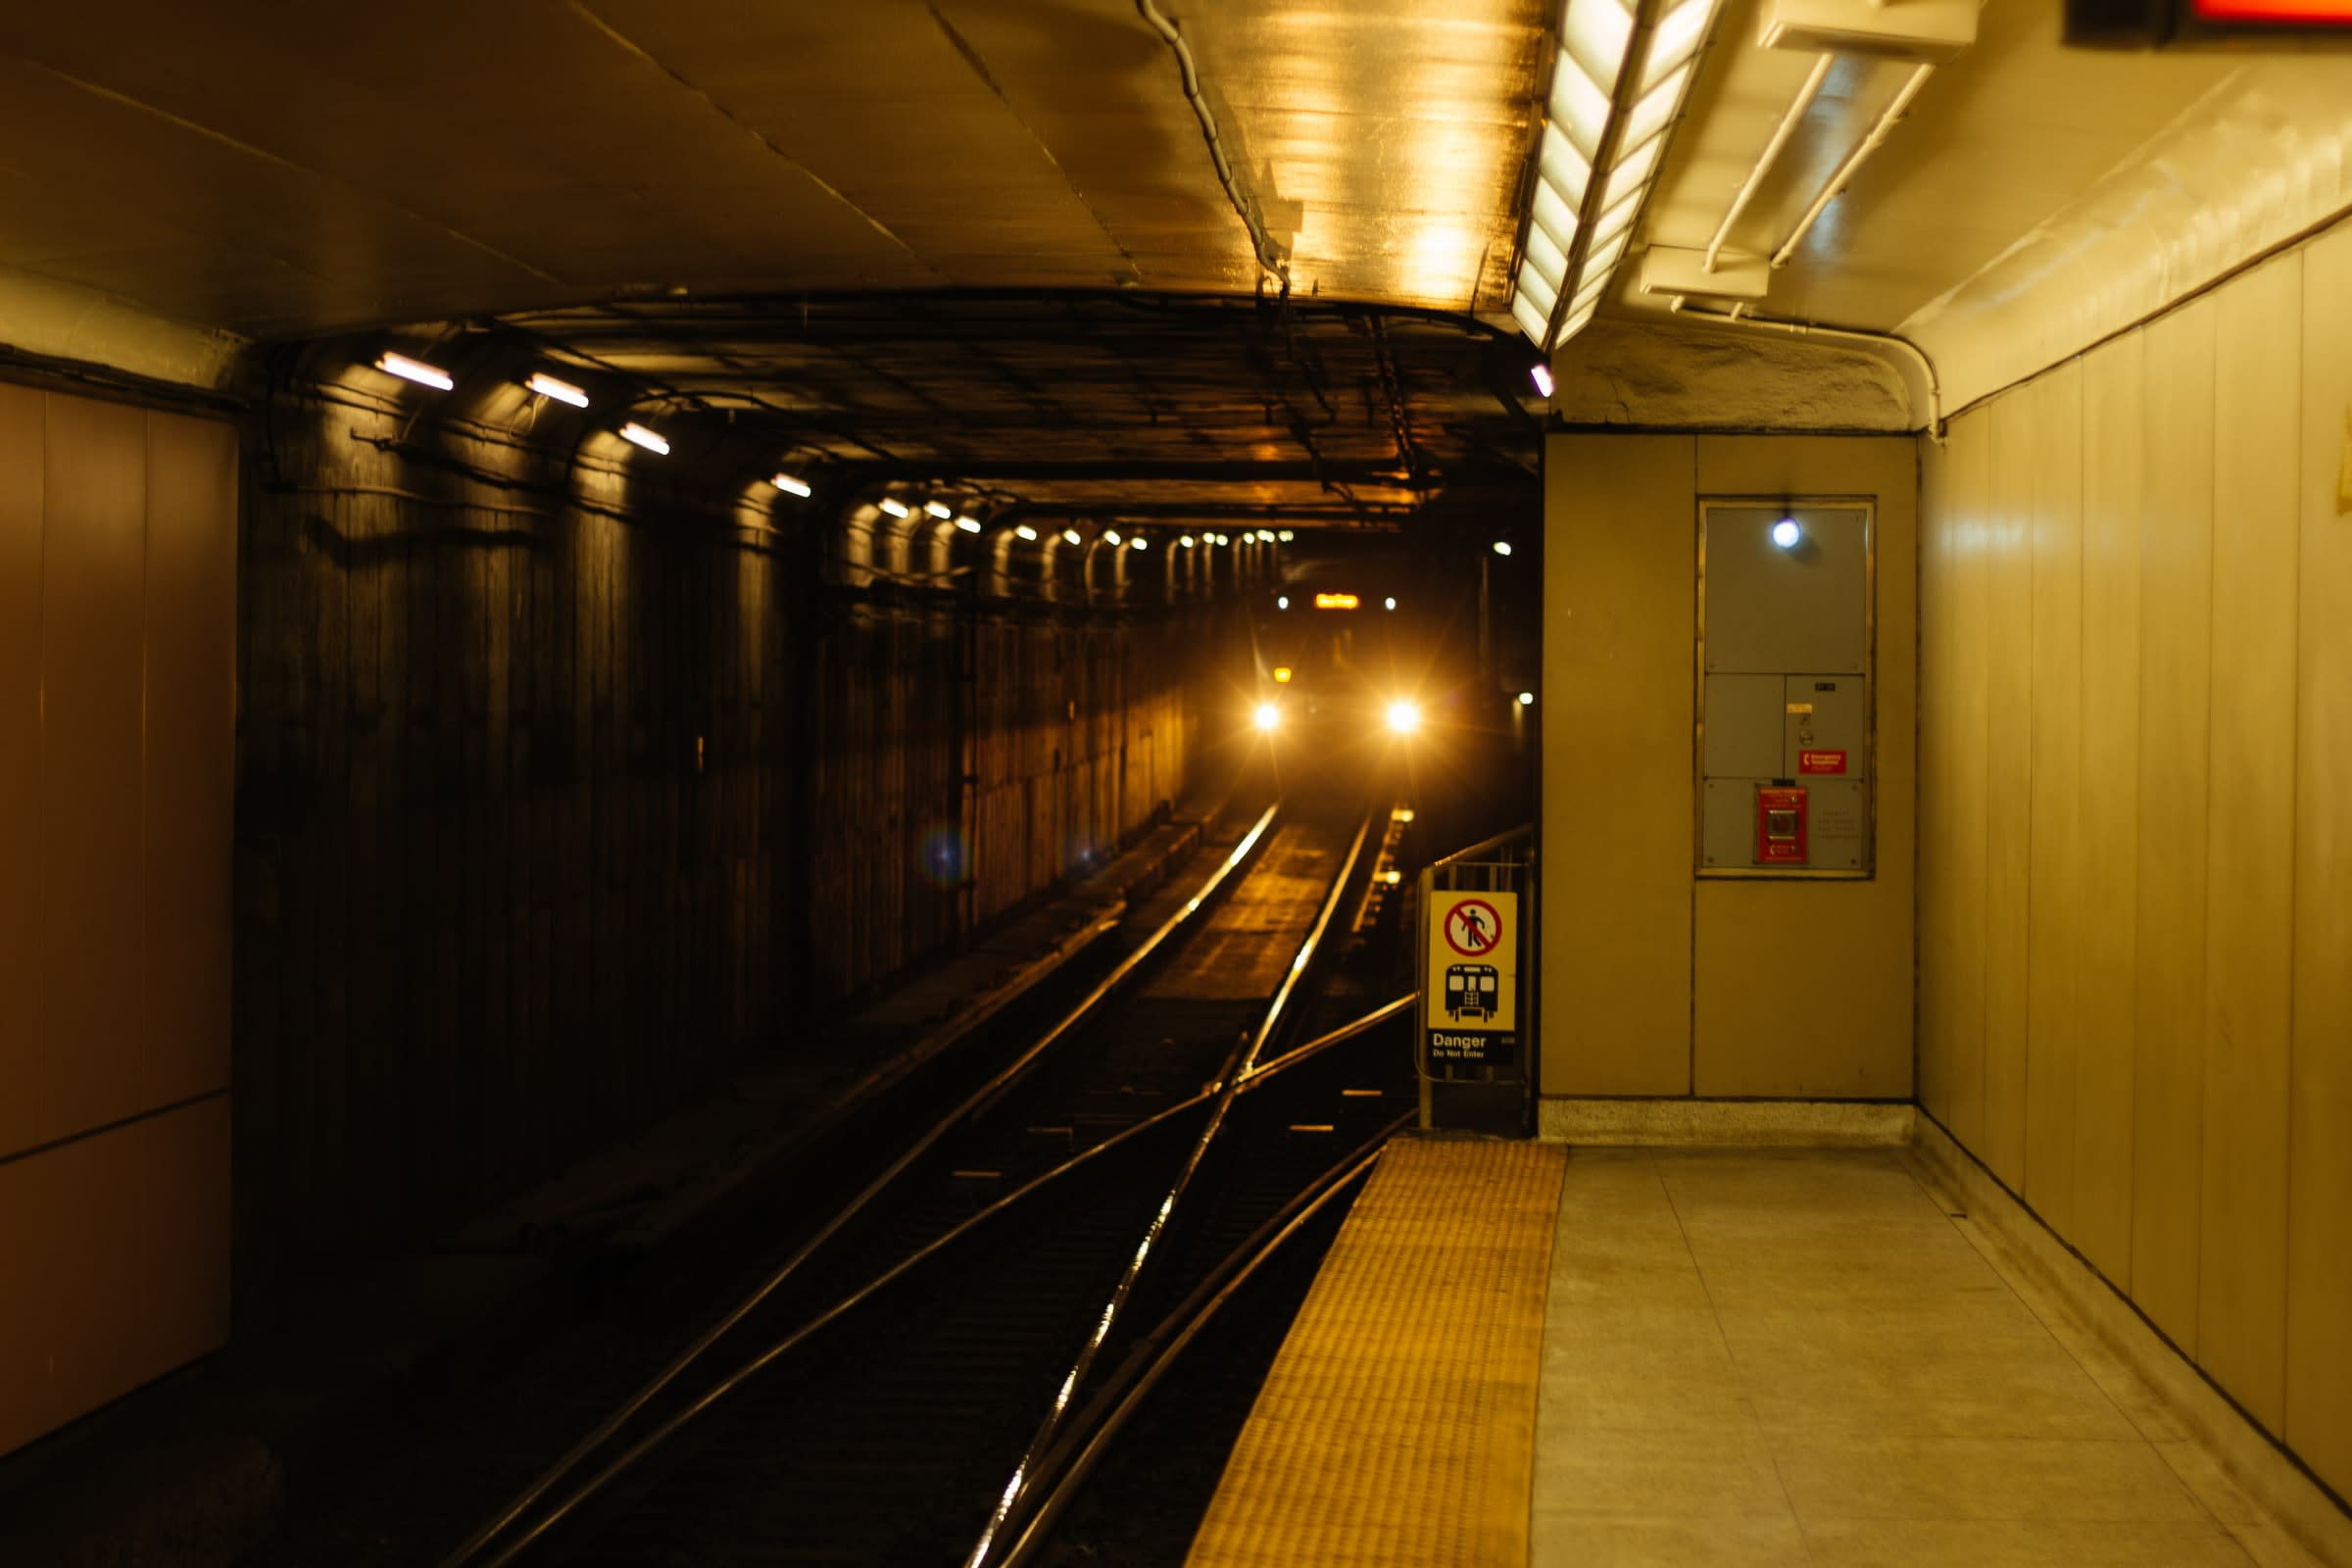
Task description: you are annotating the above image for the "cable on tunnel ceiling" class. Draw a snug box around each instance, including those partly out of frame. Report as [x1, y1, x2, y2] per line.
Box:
[1131, 0, 1292, 291]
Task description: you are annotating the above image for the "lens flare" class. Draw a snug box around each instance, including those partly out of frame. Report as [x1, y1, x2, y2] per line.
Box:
[1386, 699, 1423, 736]
[1254, 702, 1280, 733]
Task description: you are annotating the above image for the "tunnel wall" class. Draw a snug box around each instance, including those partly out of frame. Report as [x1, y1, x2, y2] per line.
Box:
[0, 381, 235, 1457]
[234, 379, 1219, 1288]
[1916, 221, 2352, 1499]
[1538, 433, 1918, 1101]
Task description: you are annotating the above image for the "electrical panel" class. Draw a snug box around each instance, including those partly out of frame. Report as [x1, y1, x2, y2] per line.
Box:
[1696, 502, 1873, 877]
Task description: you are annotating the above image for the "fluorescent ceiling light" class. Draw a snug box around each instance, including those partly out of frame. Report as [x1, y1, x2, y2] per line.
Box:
[1016, 524, 1039, 541]
[1278, 529, 1295, 542]
[879, 498, 910, 518]
[1104, 530, 1123, 546]
[619, 421, 669, 455]
[375, 352, 453, 391]
[1505, 0, 1722, 354]
[1181, 535, 1196, 548]
[956, 515, 982, 533]
[1531, 363, 1556, 397]
[1131, 537, 1148, 550]
[924, 500, 953, 518]
[525, 370, 588, 407]
[772, 472, 812, 497]
[1062, 528, 1082, 545]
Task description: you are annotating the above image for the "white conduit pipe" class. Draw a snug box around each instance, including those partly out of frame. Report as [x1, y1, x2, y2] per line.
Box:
[1133, 0, 1292, 286]
[1772, 61, 1935, 270]
[1704, 53, 1834, 273]
[1671, 296, 1945, 439]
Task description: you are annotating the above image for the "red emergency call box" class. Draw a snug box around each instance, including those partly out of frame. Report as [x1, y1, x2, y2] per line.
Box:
[1756, 786, 1808, 864]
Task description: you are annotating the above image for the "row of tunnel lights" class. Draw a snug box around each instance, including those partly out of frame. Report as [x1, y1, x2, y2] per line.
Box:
[378, 354, 1308, 556]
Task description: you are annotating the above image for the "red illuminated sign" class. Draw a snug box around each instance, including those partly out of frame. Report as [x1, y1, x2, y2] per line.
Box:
[2193, 0, 2352, 20]
[1798, 749, 1848, 775]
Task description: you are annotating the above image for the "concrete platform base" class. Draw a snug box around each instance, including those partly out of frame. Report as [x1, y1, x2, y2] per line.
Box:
[1538, 1096, 1915, 1148]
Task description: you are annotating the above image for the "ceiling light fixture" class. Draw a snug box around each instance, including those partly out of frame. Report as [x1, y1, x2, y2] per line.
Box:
[879, 498, 911, 518]
[1493, 540, 1514, 557]
[1104, 529, 1123, 547]
[1062, 528, 1083, 545]
[375, 352, 453, 391]
[956, 515, 982, 534]
[525, 370, 588, 407]
[772, 472, 812, 498]
[619, 421, 669, 455]
[1130, 536, 1148, 550]
[1016, 524, 1040, 541]
[924, 500, 954, 519]
[1531, 363, 1556, 397]
[1278, 529, 1295, 542]
[1504, 0, 1725, 354]
[1181, 535, 1197, 548]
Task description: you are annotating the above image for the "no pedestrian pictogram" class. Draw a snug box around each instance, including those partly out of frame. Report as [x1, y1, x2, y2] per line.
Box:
[1444, 898, 1502, 957]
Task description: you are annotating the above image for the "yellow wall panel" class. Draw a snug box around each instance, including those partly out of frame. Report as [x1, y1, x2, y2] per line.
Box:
[2070, 332, 2144, 1284]
[1917, 434, 1956, 1122]
[1542, 433, 1694, 1095]
[1933, 414, 1992, 1151]
[2286, 220, 2352, 1502]
[142, 412, 237, 1110]
[0, 386, 44, 1159]
[38, 394, 149, 1148]
[1690, 436, 1915, 1099]
[2025, 363, 2084, 1232]
[2131, 295, 2216, 1350]
[1980, 390, 2036, 1189]
[0, 1097, 229, 1456]
[2197, 255, 2300, 1432]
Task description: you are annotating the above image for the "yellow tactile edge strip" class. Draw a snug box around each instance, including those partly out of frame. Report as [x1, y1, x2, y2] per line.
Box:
[1186, 1137, 1569, 1568]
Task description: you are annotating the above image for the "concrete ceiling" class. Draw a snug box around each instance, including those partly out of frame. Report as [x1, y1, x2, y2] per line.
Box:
[0, 0, 1548, 341]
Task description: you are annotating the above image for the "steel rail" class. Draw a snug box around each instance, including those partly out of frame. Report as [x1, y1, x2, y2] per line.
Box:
[994, 1124, 1408, 1568]
[963, 799, 1383, 1568]
[444, 802, 1282, 1568]
[469, 985, 1415, 1567]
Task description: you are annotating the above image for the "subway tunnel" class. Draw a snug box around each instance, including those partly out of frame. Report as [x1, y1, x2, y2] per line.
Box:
[0, 2, 2349, 1564]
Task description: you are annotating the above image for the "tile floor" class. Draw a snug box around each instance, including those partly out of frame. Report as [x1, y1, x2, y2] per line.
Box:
[1533, 1148, 2327, 1567]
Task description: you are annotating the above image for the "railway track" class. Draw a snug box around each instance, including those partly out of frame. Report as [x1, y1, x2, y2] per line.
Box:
[425, 790, 1419, 1567]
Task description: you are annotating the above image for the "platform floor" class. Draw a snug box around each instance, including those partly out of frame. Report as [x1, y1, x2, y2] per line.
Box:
[1195, 1141, 2336, 1568]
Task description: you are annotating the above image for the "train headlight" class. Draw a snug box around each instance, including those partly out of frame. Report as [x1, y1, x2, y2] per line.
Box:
[1254, 702, 1281, 733]
[1386, 699, 1423, 736]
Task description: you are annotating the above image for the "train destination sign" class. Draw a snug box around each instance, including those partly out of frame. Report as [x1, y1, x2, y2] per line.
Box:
[1425, 890, 1517, 1064]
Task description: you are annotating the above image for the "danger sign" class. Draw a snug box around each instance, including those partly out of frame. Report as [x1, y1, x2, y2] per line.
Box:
[1424, 890, 1518, 1064]
[1443, 898, 1502, 956]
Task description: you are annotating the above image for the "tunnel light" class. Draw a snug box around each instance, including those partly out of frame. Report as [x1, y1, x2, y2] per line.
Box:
[524, 370, 588, 408]
[1104, 529, 1123, 547]
[1385, 596, 1397, 611]
[1254, 702, 1281, 733]
[1015, 524, 1039, 542]
[1394, 808, 1416, 822]
[1181, 535, 1196, 548]
[879, 497, 911, 518]
[1773, 516, 1802, 549]
[772, 472, 812, 498]
[924, 500, 953, 519]
[1518, 691, 1537, 707]
[1062, 528, 1083, 546]
[1273, 666, 1294, 683]
[1278, 529, 1295, 542]
[1506, 0, 1723, 354]
[374, 352, 453, 391]
[955, 515, 982, 534]
[1277, 596, 1290, 610]
[1386, 699, 1424, 736]
[1384, 869, 1403, 886]
[1130, 536, 1148, 550]
[619, 421, 670, 456]
[1492, 540, 1514, 557]
[1531, 363, 1555, 397]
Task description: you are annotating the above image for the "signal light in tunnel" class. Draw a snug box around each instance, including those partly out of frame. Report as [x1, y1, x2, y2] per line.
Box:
[619, 421, 670, 456]
[879, 497, 911, 518]
[772, 472, 812, 497]
[525, 370, 588, 408]
[374, 352, 453, 391]
[1015, 525, 1039, 541]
